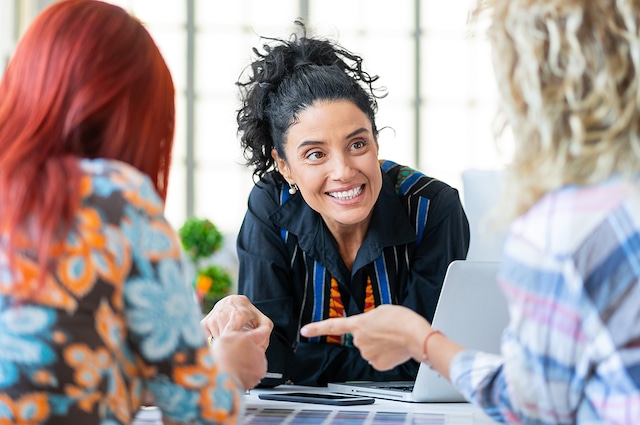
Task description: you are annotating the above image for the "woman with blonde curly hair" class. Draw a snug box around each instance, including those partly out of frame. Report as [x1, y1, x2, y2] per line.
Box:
[303, 0, 640, 423]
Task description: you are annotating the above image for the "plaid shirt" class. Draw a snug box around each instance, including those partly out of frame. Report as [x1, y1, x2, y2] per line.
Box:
[450, 175, 640, 424]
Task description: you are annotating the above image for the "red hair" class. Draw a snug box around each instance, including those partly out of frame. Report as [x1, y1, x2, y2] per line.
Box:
[0, 0, 175, 281]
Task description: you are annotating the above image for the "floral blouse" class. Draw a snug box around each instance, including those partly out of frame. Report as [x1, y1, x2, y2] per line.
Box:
[0, 159, 243, 425]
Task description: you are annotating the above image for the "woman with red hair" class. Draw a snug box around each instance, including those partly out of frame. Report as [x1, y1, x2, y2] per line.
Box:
[0, 1, 268, 424]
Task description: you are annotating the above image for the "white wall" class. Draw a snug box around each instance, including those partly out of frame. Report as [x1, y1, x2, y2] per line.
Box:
[1, 0, 62, 72]
[0, 0, 16, 72]
[3, 0, 510, 250]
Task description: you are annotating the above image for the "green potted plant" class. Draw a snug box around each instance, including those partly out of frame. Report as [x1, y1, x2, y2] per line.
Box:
[178, 217, 232, 314]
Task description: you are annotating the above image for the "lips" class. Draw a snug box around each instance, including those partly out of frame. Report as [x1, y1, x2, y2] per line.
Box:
[327, 184, 364, 201]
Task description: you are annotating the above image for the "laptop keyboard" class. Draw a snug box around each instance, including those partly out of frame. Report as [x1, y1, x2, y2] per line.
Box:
[241, 407, 449, 424]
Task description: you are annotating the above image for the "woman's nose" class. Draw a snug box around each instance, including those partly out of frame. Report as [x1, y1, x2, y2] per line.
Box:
[330, 155, 356, 181]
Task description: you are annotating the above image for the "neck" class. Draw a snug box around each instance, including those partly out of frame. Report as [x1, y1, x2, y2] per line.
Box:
[325, 218, 371, 272]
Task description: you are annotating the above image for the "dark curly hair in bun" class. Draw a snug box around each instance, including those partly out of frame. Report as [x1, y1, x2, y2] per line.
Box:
[236, 20, 385, 183]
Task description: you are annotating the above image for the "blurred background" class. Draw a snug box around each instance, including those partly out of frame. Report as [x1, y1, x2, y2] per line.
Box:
[0, 0, 510, 263]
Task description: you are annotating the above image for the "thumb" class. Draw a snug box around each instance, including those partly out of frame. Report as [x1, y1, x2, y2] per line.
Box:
[245, 324, 271, 351]
[249, 323, 270, 339]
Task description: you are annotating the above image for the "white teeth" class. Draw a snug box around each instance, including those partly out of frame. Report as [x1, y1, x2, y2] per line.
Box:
[329, 185, 363, 200]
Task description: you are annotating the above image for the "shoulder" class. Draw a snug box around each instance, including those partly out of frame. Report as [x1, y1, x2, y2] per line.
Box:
[244, 172, 300, 226]
[78, 158, 164, 216]
[247, 171, 286, 205]
[79, 158, 155, 191]
[380, 159, 459, 200]
[511, 176, 640, 256]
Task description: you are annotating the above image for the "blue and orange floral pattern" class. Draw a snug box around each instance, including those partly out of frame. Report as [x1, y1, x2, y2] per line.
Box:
[0, 159, 242, 424]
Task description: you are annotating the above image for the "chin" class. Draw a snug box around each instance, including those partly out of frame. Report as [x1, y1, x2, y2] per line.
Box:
[334, 211, 372, 227]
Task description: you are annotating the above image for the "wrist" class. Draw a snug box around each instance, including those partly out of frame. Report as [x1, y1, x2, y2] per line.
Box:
[421, 329, 444, 363]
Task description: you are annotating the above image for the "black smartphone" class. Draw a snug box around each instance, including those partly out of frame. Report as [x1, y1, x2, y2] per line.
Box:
[258, 391, 375, 406]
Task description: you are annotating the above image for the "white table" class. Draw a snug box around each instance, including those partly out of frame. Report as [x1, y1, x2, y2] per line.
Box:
[243, 385, 500, 424]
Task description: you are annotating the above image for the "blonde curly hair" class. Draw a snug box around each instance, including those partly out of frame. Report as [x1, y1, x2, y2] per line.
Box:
[474, 0, 640, 220]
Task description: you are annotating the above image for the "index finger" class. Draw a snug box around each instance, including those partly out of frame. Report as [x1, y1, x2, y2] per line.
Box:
[300, 317, 354, 338]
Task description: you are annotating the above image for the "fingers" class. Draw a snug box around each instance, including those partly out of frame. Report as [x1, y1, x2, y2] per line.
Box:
[301, 319, 403, 371]
[211, 329, 269, 390]
[253, 325, 272, 351]
[225, 309, 252, 332]
[364, 354, 401, 371]
[300, 317, 353, 338]
[253, 312, 275, 333]
[200, 311, 222, 339]
[239, 322, 272, 352]
[201, 295, 271, 339]
[238, 342, 268, 390]
[249, 357, 269, 389]
[223, 308, 273, 347]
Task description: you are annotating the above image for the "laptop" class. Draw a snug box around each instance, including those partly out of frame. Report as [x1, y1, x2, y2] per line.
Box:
[327, 260, 509, 403]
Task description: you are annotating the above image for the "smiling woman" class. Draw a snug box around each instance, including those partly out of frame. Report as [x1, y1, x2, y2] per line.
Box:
[273, 99, 383, 265]
[200, 21, 471, 388]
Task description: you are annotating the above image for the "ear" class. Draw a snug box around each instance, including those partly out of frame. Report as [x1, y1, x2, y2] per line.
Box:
[271, 148, 292, 182]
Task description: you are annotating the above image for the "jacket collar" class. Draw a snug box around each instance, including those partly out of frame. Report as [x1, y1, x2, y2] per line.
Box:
[270, 170, 417, 274]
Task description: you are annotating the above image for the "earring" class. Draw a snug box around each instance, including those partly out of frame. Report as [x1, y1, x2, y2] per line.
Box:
[288, 183, 299, 195]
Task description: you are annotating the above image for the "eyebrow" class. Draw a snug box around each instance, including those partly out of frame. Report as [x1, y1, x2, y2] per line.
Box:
[346, 128, 369, 139]
[296, 127, 370, 150]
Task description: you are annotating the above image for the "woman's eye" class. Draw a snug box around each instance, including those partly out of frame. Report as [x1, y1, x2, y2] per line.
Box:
[351, 140, 367, 150]
[306, 151, 325, 161]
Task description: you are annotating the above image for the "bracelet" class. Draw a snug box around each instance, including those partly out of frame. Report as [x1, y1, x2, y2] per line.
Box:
[421, 329, 443, 362]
